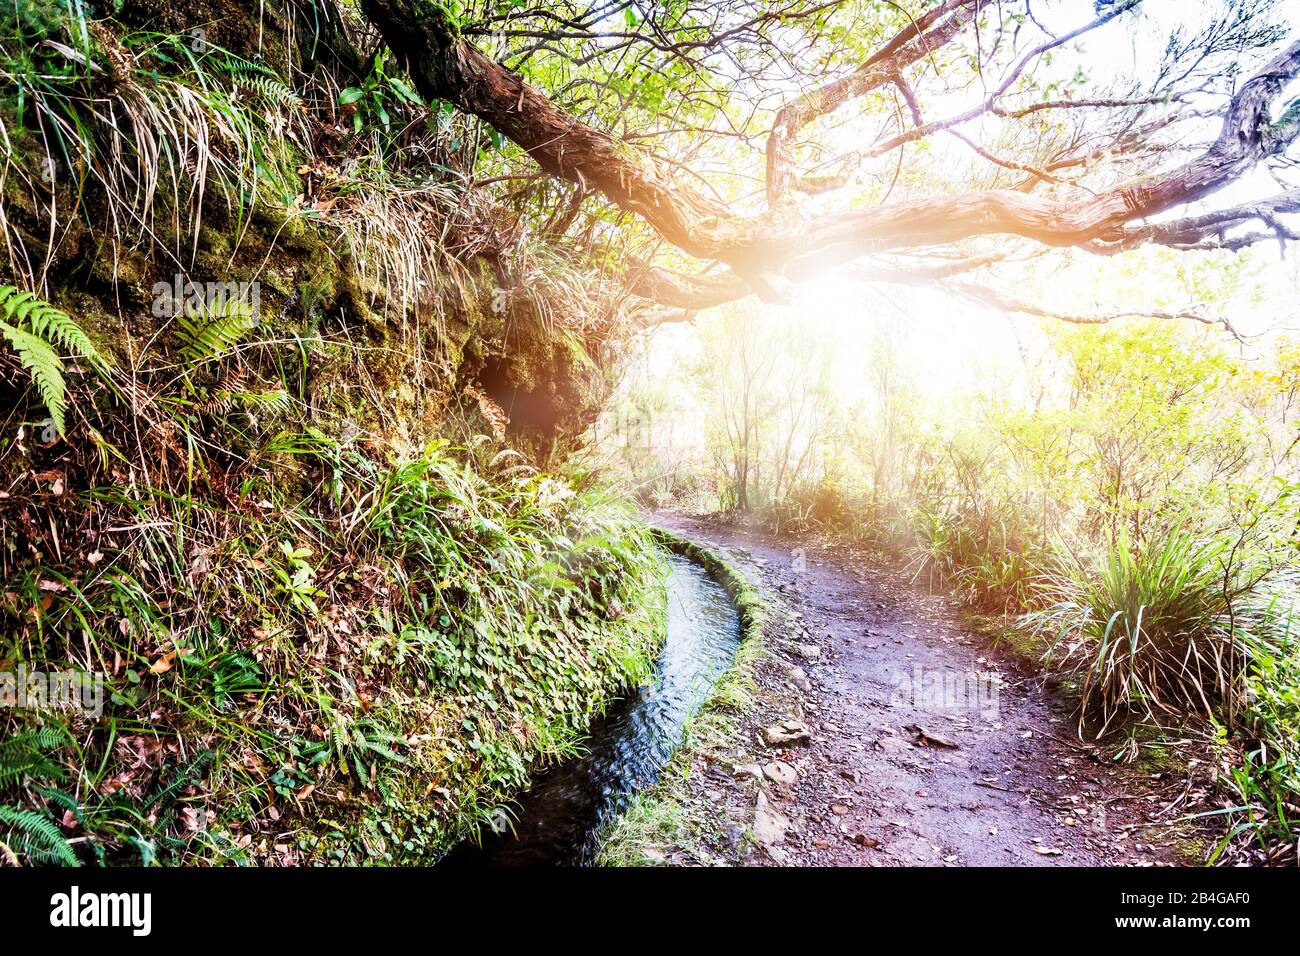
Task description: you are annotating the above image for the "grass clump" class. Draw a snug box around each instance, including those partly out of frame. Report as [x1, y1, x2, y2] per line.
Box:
[1022, 527, 1300, 859]
[1023, 530, 1287, 732]
[1024, 531, 1248, 731]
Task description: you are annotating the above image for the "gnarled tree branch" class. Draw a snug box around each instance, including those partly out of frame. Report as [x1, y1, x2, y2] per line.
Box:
[360, 0, 1300, 312]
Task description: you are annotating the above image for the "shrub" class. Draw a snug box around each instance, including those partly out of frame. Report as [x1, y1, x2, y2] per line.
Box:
[1220, 578, 1300, 856]
[908, 507, 1045, 614]
[1023, 529, 1286, 733]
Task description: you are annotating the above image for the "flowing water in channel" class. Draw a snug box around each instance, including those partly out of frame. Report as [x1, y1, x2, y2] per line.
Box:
[443, 553, 742, 866]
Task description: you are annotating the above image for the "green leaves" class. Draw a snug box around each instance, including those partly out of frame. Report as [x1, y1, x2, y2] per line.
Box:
[0, 726, 71, 790]
[0, 726, 77, 866]
[0, 285, 102, 436]
[0, 805, 79, 866]
[314, 714, 408, 787]
[175, 297, 258, 363]
[338, 53, 425, 135]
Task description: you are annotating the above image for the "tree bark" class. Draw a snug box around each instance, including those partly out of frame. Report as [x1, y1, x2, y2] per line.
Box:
[360, 0, 1300, 308]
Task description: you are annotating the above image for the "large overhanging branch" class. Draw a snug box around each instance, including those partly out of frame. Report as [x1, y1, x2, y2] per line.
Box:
[360, 0, 1300, 310]
[636, 253, 1240, 337]
[764, 0, 987, 205]
[637, 253, 1005, 323]
[1087, 192, 1300, 253]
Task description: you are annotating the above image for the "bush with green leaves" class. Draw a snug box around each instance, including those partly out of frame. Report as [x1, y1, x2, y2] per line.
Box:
[338, 52, 425, 135]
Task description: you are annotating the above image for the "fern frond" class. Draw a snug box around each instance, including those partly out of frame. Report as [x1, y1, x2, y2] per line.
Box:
[0, 287, 100, 364]
[221, 57, 302, 108]
[235, 76, 303, 109]
[237, 388, 292, 413]
[363, 741, 406, 764]
[0, 320, 67, 435]
[208, 388, 292, 417]
[176, 301, 258, 364]
[330, 724, 348, 765]
[37, 788, 84, 827]
[0, 726, 72, 754]
[221, 57, 279, 79]
[27, 307, 102, 365]
[0, 806, 78, 866]
[0, 727, 71, 789]
[0, 287, 102, 437]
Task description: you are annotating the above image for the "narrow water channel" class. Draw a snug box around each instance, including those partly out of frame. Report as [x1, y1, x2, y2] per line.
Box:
[444, 553, 742, 865]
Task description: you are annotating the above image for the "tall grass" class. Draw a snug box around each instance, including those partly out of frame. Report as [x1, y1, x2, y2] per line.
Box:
[1023, 529, 1286, 733]
[908, 507, 1045, 615]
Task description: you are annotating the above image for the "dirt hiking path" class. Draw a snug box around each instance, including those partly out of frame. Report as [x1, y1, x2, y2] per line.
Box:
[656, 514, 1196, 867]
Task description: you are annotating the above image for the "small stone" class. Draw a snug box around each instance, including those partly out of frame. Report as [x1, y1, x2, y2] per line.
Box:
[763, 721, 811, 747]
[753, 791, 790, 846]
[906, 723, 960, 749]
[763, 760, 798, 787]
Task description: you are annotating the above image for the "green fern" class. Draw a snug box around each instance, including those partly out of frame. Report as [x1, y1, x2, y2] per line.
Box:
[0, 726, 76, 867]
[0, 726, 70, 790]
[0, 805, 79, 866]
[176, 299, 258, 363]
[222, 58, 302, 108]
[236, 75, 303, 109]
[0, 286, 102, 437]
[209, 388, 292, 417]
[323, 715, 406, 786]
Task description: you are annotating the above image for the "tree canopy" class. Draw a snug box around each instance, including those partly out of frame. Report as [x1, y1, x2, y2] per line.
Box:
[348, 0, 1300, 326]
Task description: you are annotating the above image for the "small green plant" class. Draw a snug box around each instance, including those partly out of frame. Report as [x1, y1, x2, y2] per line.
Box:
[338, 53, 425, 134]
[0, 725, 77, 866]
[0, 286, 102, 436]
[176, 297, 258, 364]
[314, 713, 408, 787]
[223, 57, 302, 109]
[0, 804, 78, 866]
[207, 652, 265, 711]
[272, 541, 323, 616]
[0, 725, 70, 789]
